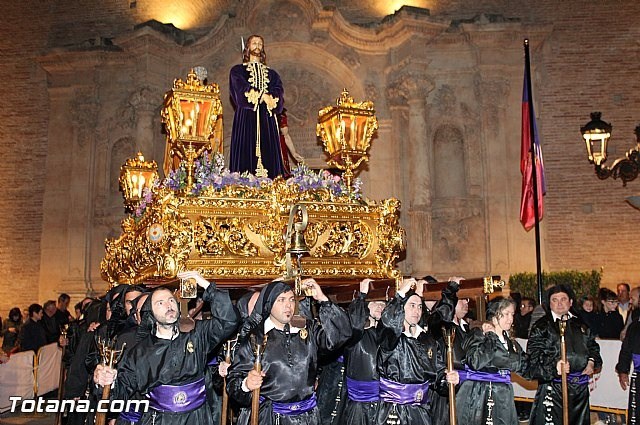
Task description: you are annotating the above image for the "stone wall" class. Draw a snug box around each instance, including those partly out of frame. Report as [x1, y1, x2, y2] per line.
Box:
[1, 0, 639, 315]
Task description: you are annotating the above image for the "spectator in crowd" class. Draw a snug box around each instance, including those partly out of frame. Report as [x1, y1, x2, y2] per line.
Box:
[593, 288, 624, 339]
[617, 283, 631, 324]
[55, 293, 73, 326]
[2, 307, 23, 353]
[577, 295, 598, 330]
[18, 303, 46, 353]
[514, 297, 536, 338]
[621, 287, 640, 340]
[41, 299, 61, 344]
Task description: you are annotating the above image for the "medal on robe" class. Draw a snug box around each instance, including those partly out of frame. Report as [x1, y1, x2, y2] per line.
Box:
[187, 341, 194, 353]
[299, 328, 308, 340]
[427, 348, 433, 359]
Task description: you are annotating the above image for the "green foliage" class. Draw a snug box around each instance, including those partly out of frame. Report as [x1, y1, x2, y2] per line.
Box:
[509, 270, 601, 301]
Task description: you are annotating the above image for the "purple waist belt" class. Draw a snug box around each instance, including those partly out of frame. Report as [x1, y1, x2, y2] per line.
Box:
[146, 377, 206, 413]
[379, 377, 429, 405]
[260, 393, 317, 416]
[553, 372, 589, 385]
[346, 377, 380, 402]
[633, 353, 640, 371]
[118, 407, 142, 423]
[459, 367, 511, 384]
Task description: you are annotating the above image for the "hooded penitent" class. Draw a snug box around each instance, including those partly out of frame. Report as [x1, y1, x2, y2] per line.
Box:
[238, 280, 292, 342]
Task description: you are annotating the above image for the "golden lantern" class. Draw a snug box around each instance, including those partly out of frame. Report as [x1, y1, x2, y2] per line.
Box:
[161, 68, 223, 190]
[119, 152, 158, 212]
[317, 89, 378, 190]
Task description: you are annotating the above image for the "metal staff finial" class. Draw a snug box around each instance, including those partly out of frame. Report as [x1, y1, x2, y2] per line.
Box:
[241, 36, 245, 52]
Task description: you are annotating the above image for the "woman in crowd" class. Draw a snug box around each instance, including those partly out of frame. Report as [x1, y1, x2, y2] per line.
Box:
[2, 307, 23, 354]
[456, 297, 528, 425]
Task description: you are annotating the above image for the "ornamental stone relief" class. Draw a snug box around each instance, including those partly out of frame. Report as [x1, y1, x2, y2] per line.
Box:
[278, 67, 333, 159]
[434, 84, 456, 115]
[249, 1, 310, 41]
[432, 200, 484, 268]
[473, 75, 510, 119]
[71, 90, 100, 147]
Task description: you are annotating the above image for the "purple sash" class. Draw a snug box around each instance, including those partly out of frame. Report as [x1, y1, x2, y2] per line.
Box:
[459, 367, 511, 384]
[336, 355, 344, 363]
[207, 357, 219, 366]
[346, 377, 380, 402]
[261, 393, 317, 416]
[379, 377, 429, 405]
[553, 372, 589, 386]
[118, 407, 142, 423]
[633, 353, 640, 371]
[147, 377, 206, 413]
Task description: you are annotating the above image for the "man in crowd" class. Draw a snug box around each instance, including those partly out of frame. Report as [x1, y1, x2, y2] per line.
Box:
[18, 303, 46, 353]
[55, 293, 73, 326]
[227, 278, 351, 425]
[527, 284, 601, 425]
[621, 286, 640, 339]
[94, 272, 239, 424]
[41, 299, 61, 344]
[514, 297, 535, 338]
[617, 283, 631, 323]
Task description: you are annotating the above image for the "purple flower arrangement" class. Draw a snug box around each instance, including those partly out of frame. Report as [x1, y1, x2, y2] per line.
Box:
[133, 152, 363, 218]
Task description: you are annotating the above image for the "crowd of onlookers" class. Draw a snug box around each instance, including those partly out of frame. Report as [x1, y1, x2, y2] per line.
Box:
[0, 293, 81, 357]
[511, 282, 638, 341]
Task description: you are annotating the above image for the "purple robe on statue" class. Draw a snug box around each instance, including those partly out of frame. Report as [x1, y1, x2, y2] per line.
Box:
[229, 62, 286, 179]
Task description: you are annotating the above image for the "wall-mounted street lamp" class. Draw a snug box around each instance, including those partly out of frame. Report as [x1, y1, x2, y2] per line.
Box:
[581, 112, 640, 186]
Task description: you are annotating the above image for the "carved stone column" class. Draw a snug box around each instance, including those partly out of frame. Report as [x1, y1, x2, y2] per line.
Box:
[401, 73, 435, 276]
[129, 86, 159, 158]
[386, 72, 435, 276]
[386, 83, 411, 273]
[474, 74, 512, 275]
[72, 90, 101, 295]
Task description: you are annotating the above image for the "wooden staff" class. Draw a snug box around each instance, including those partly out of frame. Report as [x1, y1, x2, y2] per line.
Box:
[95, 338, 126, 425]
[251, 336, 267, 425]
[559, 315, 569, 425]
[54, 325, 69, 425]
[443, 326, 457, 425]
[220, 339, 233, 425]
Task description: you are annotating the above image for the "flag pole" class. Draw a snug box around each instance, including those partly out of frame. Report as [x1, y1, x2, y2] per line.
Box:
[524, 39, 544, 304]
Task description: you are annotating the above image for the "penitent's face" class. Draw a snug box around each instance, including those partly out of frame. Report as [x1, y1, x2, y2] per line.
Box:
[270, 290, 295, 327]
[151, 289, 179, 326]
[404, 295, 423, 326]
[549, 292, 572, 316]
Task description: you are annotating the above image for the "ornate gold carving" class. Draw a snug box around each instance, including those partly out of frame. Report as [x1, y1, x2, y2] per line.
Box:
[101, 182, 405, 286]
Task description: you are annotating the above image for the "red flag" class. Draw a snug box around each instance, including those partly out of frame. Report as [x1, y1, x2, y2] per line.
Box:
[520, 65, 546, 231]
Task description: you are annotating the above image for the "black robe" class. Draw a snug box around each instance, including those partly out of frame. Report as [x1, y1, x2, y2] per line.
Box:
[109, 284, 238, 425]
[615, 320, 640, 425]
[227, 301, 351, 425]
[375, 293, 448, 425]
[428, 320, 469, 425]
[526, 313, 602, 425]
[328, 293, 376, 425]
[456, 328, 528, 425]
